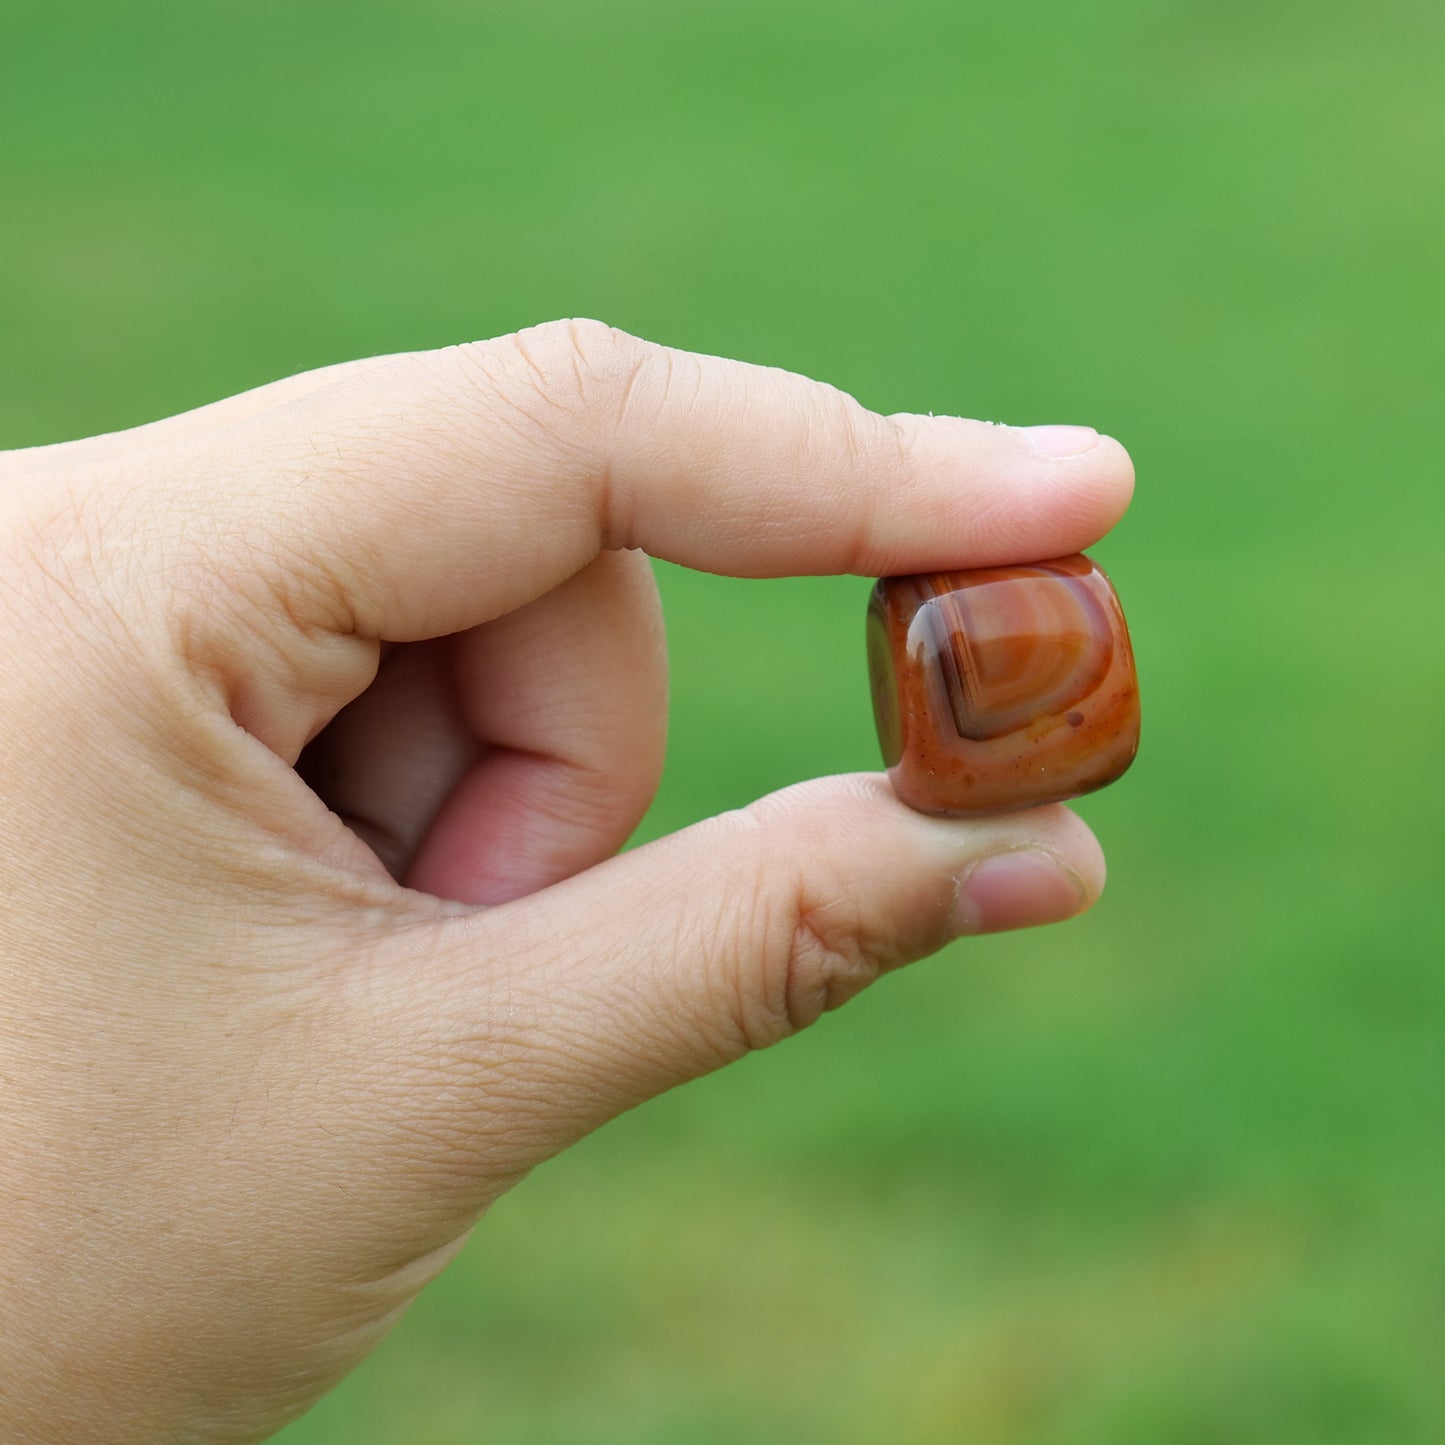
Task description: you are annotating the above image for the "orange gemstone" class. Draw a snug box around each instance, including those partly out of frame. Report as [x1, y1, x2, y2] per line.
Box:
[867, 554, 1140, 816]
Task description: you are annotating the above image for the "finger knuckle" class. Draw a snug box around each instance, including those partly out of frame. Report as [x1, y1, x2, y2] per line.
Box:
[515, 317, 647, 405]
[532, 318, 682, 432]
[441, 319, 655, 464]
[785, 889, 878, 1031]
[717, 817, 879, 1053]
[548, 315, 641, 367]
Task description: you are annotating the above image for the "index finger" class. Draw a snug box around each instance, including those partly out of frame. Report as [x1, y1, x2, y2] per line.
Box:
[146, 319, 1135, 643]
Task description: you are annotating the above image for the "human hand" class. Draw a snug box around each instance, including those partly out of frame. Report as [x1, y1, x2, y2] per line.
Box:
[0, 321, 1133, 1442]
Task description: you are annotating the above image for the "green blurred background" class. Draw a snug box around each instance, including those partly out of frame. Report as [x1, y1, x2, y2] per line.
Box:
[4, 1, 1442, 1440]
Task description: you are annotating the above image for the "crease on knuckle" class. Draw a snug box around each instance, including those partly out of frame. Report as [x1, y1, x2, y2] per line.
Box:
[534, 318, 665, 544]
[811, 387, 902, 574]
[831, 387, 877, 474]
[510, 318, 650, 419]
[786, 887, 878, 1034]
[859, 408, 923, 564]
[445, 321, 680, 551]
[729, 850, 877, 1054]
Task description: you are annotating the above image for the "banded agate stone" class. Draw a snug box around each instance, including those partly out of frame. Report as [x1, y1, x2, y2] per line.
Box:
[867, 554, 1139, 816]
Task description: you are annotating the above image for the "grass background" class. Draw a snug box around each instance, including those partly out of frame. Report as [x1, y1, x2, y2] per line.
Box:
[4, 0, 1443, 1440]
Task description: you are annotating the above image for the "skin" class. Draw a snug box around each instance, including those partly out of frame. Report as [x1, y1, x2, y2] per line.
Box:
[0, 320, 1134, 1443]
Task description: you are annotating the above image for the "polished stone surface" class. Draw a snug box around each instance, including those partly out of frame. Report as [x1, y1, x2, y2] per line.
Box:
[868, 554, 1139, 815]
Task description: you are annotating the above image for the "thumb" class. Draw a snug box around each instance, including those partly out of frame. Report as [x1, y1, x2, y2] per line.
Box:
[364, 776, 1104, 1176]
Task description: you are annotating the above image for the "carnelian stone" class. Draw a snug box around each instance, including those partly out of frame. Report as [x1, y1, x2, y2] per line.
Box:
[867, 554, 1139, 816]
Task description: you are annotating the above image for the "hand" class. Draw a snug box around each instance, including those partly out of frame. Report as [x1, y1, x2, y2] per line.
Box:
[0, 321, 1133, 1442]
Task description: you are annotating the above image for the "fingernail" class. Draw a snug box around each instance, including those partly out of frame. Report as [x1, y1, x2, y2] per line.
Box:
[952, 849, 1088, 936]
[1021, 424, 1099, 458]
